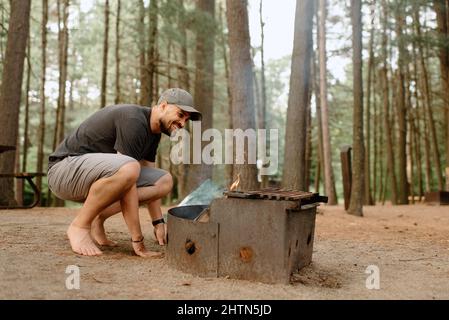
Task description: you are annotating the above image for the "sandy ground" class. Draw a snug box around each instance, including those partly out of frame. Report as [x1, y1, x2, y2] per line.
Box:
[0, 203, 448, 300]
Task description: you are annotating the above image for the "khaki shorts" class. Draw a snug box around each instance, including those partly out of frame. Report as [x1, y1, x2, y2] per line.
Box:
[47, 153, 168, 202]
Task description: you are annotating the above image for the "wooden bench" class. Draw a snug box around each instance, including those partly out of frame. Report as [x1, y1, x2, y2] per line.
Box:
[0, 145, 46, 209]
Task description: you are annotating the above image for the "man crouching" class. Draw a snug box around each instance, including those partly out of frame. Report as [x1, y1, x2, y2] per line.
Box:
[47, 88, 201, 257]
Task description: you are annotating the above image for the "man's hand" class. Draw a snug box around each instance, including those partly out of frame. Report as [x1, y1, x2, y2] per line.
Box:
[153, 223, 167, 245]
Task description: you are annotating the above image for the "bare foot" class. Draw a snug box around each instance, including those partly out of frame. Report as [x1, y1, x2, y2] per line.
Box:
[132, 239, 163, 258]
[67, 224, 103, 256]
[91, 217, 118, 247]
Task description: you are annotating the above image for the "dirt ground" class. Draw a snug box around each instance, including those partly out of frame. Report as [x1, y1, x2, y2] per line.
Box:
[0, 203, 448, 300]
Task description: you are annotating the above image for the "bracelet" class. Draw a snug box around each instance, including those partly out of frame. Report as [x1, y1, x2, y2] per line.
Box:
[152, 218, 165, 226]
[131, 236, 144, 243]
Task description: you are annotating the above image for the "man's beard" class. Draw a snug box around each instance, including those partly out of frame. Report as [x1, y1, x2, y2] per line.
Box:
[159, 119, 171, 136]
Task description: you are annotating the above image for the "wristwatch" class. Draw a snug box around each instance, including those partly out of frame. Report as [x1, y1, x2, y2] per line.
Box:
[152, 218, 165, 226]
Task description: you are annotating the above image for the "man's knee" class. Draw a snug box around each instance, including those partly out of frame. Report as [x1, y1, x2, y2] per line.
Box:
[116, 161, 141, 187]
[156, 173, 173, 195]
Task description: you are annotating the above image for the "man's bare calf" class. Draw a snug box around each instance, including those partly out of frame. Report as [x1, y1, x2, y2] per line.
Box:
[67, 161, 159, 257]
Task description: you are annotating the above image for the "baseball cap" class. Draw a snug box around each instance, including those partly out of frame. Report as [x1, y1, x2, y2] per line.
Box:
[157, 88, 202, 121]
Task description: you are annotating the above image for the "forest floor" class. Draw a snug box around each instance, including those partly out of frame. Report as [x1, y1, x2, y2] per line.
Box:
[0, 203, 448, 300]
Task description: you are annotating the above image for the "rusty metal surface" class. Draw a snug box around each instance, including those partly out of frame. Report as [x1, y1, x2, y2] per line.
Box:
[209, 197, 317, 284]
[166, 193, 322, 284]
[285, 206, 316, 273]
[166, 213, 219, 278]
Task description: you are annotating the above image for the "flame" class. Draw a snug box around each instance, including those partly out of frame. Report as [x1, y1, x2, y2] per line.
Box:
[229, 173, 241, 191]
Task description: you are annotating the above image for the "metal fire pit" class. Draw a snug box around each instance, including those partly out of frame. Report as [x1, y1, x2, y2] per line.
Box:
[166, 189, 328, 284]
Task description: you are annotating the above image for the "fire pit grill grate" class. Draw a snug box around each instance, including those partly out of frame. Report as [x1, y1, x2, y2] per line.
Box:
[224, 188, 328, 203]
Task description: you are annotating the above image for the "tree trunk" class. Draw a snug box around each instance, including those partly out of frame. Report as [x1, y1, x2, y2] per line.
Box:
[414, 37, 433, 193]
[153, 48, 159, 104]
[381, 165, 389, 205]
[404, 66, 417, 204]
[253, 49, 262, 130]
[304, 87, 312, 192]
[114, 0, 121, 104]
[414, 7, 444, 190]
[282, 0, 314, 191]
[175, 0, 191, 200]
[219, 3, 233, 187]
[54, 0, 70, 149]
[446, 0, 449, 190]
[412, 110, 424, 200]
[313, 6, 324, 196]
[422, 100, 433, 192]
[394, 1, 409, 204]
[434, 0, 449, 190]
[144, 0, 158, 107]
[15, 134, 22, 205]
[167, 41, 172, 87]
[184, 0, 215, 194]
[377, 78, 385, 203]
[411, 40, 426, 197]
[178, 0, 189, 92]
[380, 0, 398, 204]
[259, 0, 269, 188]
[413, 112, 423, 201]
[373, 64, 379, 203]
[318, 0, 338, 204]
[364, 2, 375, 205]
[404, 57, 414, 204]
[347, 0, 364, 216]
[314, 150, 322, 193]
[226, 0, 258, 190]
[313, 58, 324, 195]
[0, 0, 31, 206]
[49, 0, 62, 206]
[37, 0, 48, 202]
[18, 35, 31, 204]
[138, 0, 148, 106]
[259, 0, 267, 130]
[51, 0, 69, 207]
[0, 2, 5, 66]
[409, 104, 415, 204]
[22, 37, 31, 175]
[101, 0, 110, 108]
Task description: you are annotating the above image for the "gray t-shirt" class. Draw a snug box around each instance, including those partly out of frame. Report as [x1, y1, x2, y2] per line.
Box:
[48, 104, 161, 169]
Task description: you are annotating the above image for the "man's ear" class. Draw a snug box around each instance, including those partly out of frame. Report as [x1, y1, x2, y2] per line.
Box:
[160, 101, 167, 110]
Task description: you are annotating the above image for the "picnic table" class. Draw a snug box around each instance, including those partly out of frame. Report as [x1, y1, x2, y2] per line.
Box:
[0, 145, 16, 153]
[0, 145, 46, 209]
